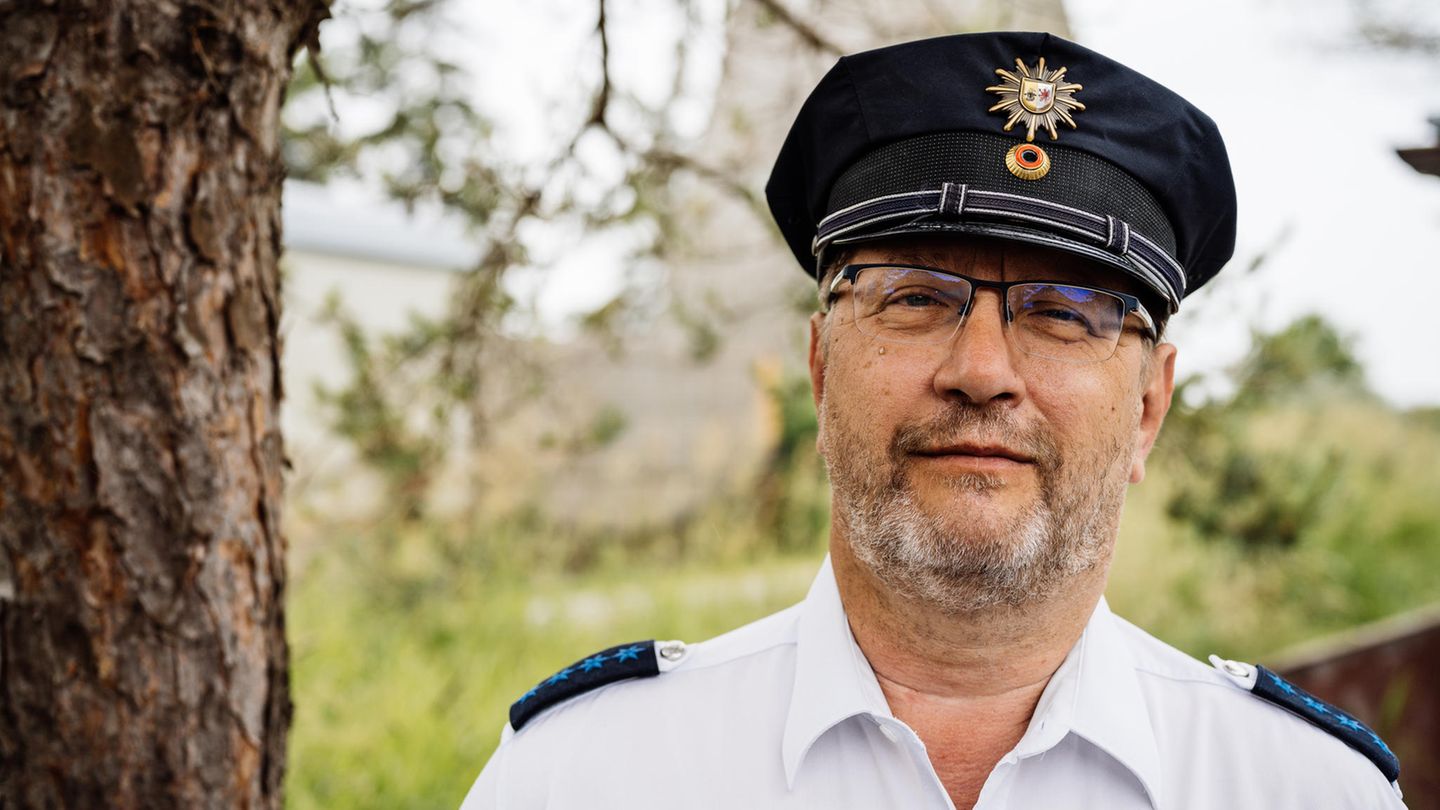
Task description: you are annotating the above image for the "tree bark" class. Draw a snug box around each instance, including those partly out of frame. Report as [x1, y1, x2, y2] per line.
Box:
[0, 1, 327, 806]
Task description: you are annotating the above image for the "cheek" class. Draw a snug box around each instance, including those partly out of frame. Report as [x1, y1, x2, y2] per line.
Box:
[824, 342, 927, 433]
[842, 345, 931, 411]
[1030, 370, 1140, 449]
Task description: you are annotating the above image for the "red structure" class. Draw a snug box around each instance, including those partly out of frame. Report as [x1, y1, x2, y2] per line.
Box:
[1271, 605, 1440, 808]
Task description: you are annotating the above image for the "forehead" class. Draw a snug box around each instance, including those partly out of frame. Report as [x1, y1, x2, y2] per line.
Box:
[845, 234, 1144, 296]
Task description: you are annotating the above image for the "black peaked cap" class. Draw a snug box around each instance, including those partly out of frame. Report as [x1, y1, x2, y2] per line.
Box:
[765, 31, 1237, 311]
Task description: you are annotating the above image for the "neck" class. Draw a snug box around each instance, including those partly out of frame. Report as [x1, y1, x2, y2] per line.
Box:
[830, 536, 1108, 808]
[832, 540, 1106, 698]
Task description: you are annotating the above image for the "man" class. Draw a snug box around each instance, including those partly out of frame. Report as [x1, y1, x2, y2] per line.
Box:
[461, 31, 1405, 809]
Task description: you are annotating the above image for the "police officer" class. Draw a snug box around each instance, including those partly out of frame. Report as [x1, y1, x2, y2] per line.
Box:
[460, 31, 1406, 809]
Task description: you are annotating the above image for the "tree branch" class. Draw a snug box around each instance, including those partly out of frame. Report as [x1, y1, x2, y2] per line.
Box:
[747, 0, 845, 57]
[586, 0, 612, 128]
[643, 146, 766, 218]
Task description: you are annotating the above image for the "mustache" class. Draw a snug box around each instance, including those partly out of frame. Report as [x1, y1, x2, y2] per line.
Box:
[890, 406, 1055, 466]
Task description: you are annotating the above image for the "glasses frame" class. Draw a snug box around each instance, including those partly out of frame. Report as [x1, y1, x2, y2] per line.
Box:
[826, 262, 1158, 357]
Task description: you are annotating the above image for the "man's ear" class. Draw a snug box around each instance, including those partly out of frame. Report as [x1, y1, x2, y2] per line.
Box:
[1130, 342, 1176, 484]
[808, 311, 828, 457]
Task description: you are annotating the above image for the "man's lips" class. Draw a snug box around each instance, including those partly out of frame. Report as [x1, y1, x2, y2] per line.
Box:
[910, 443, 1036, 464]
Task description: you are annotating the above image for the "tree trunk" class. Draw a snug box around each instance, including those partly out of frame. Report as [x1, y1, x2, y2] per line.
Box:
[0, 1, 327, 806]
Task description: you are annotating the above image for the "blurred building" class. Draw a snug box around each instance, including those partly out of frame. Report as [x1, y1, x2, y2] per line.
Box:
[279, 181, 475, 521]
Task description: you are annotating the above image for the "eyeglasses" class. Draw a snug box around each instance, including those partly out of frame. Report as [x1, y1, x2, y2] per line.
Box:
[827, 263, 1158, 364]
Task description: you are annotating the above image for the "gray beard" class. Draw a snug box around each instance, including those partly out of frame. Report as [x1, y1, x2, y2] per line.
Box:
[822, 391, 1131, 614]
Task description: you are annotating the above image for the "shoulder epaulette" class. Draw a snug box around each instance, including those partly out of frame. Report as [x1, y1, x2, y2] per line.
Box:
[1209, 656, 1400, 786]
[510, 639, 687, 731]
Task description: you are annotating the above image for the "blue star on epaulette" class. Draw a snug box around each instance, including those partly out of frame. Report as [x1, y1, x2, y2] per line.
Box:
[1301, 694, 1331, 715]
[1370, 731, 1394, 756]
[517, 686, 539, 704]
[1267, 671, 1298, 695]
[614, 645, 645, 662]
[545, 667, 574, 686]
[580, 654, 608, 672]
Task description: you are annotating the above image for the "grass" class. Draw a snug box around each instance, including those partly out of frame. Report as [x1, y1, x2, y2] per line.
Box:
[287, 533, 819, 809]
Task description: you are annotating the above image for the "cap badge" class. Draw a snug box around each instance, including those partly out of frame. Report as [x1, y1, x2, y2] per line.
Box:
[986, 57, 1085, 142]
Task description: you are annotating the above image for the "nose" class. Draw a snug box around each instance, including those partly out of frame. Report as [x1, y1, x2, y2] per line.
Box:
[930, 288, 1027, 405]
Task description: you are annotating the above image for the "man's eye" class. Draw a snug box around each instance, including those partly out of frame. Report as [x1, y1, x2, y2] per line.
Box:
[1022, 304, 1105, 341]
[1035, 306, 1086, 323]
[885, 288, 952, 308]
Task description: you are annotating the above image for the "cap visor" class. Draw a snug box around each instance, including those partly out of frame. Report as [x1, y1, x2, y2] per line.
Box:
[828, 218, 1179, 314]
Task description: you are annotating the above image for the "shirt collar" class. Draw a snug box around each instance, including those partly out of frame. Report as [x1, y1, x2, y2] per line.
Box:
[979, 595, 1163, 806]
[782, 555, 891, 787]
[1063, 596, 1164, 806]
[781, 558, 1163, 804]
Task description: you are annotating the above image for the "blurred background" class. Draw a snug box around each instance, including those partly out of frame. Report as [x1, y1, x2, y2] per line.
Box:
[273, 0, 1440, 806]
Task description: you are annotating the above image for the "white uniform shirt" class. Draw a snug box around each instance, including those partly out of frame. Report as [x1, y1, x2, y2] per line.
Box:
[461, 557, 1406, 809]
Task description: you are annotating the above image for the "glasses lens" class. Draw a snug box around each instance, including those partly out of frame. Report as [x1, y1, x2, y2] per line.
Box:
[850, 266, 971, 344]
[1009, 283, 1127, 363]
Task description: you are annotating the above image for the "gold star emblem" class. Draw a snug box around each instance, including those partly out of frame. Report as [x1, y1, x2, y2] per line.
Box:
[986, 57, 1085, 142]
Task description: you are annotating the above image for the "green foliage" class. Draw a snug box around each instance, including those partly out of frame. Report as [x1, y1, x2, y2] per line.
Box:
[753, 368, 830, 552]
[1164, 446, 1341, 549]
[1404, 404, 1440, 432]
[1160, 315, 1373, 549]
[586, 404, 630, 448]
[286, 3, 504, 215]
[312, 294, 447, 519]
[1228, 314, 1367, 409]
[1109, 396, 1440, 659]
[670, 294, 726, 364]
